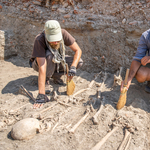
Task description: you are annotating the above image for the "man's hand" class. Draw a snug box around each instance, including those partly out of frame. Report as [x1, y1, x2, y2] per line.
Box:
[141, 56, 150, 66]
[120, 80, 131, 92]
[33, 94, 50, 109]
[68, 66, 76, 77]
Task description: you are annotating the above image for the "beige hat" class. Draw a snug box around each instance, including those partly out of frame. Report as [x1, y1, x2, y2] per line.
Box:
[44, 20, 62, 42]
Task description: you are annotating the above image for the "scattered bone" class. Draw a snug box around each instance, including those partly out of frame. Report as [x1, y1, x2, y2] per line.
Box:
[118, 129, 130, 150]
[112, 67, 123, 87]
[69, 109, 90, 133]
[6, 117, 16, 126]
[92, 73, 107, 125]
[9, 103, 30, 114]
[92, 96, 105, 125]
[51, 122, 59, 133]
[92, 126, 119, 150]
[95, 83, 102, 87]
[58, 101, 74, 107]
[51, 107, 71, 133]
[33, 102, 58, 118]
[90, 103, 95, 112]
[72, 71, 102, 98]
[51, 90, 58, 101]
[45, 0, 50, 7]
[124, 134, 131, 150]
[0, 121, 7, 131]
[39, 121, 51, 133]
[11, 118, 40, 140]
[88, 71, 102, 88]
[75, 72, 84, 83]
[73, 88, 87, 97]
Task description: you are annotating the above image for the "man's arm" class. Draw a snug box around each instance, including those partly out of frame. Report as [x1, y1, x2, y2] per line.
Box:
[69, 42, 82, 67]
[36, 57, 47, 94]
[121, 60, 141, 91]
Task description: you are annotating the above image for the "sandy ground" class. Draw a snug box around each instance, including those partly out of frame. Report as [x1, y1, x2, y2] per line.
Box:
[0, 56, 150, 150]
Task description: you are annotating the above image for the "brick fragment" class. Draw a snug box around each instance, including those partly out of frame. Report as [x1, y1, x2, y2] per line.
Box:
[0, 5, 2, 9]
[64, 15, 71, 18]
[129, 21, 138, 25]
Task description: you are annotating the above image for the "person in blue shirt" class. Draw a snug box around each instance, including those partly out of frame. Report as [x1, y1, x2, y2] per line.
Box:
[121, 29, 150, 93]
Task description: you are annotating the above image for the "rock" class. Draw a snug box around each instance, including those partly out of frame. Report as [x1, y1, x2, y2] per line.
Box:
[122, 18, 126, 24]
[11, 118, 40, 140]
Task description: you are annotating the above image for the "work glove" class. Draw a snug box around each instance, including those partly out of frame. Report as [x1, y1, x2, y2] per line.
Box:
[35, 94, 50, 103]
[68, 66, 76, 77]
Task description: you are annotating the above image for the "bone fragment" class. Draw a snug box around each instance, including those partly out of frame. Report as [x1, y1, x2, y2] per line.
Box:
[69, 109, 90, 133]
[10, 103, 30, 113]
[51, 122, 59, 133]
[90, 104, 95, 112]
[88, 71, 102, 88]
[76, 72, 84, 83]
[92, 96, 105, 125]
[92, 126, 118, 150]
[73, 88, 88, 97]
[58, 101, 74, 107]
[92, 73, 107, 125]
[73, 72, 102, 97]
[112, 67, 123, 87]
[45, 0, 50, 7]
[33, 102, 58, 118]
[40, 102, 58, 114]
[124, 134, 131, 150]
[118, 129, 130, 150]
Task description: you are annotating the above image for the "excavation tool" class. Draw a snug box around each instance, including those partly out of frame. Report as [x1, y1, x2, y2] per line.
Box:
[116, 68, 129, 110]
[66, 64, 75, 96]
[20, 85, 36, 102]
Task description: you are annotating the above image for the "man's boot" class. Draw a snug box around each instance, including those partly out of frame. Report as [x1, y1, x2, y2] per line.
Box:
[52, 74, 65, 85]
[45, 78, 51, 94]
[145, 81, 150, 93]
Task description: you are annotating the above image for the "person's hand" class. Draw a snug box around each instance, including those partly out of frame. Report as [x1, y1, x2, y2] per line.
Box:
[33, 94, 50, 109]
[141, 56, 150, 66]
[120, 80, 131, 92]
[68, 66, 76, 79]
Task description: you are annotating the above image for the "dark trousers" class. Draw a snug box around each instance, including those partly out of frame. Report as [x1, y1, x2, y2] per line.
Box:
[32, 53, 83, 80]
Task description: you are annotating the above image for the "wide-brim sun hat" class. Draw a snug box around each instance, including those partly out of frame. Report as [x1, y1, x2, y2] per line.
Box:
[44, 20, 62, 42]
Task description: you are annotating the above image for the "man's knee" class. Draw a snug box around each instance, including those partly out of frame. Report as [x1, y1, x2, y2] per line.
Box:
[77, 58, 83, 69]
[135, 67, 148, 83]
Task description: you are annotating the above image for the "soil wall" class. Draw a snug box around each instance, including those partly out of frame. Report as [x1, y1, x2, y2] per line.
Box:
[0, 0, 150, 72]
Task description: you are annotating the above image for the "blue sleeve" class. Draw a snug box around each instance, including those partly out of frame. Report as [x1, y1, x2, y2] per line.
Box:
[133, 34, 148, 62]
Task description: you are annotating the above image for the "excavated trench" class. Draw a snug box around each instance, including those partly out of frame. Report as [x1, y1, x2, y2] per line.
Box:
[0, 1, 150, 150]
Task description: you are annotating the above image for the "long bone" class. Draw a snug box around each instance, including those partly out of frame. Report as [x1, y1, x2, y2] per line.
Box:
[92, 96, 105, 125]
[92, 73, 107, 125]
[69, 109, 90, 133]
[124, 134, 131, 150]
[92, 126, 119, 150]
[52, 90, 78, 107]
[118, 129, 130, 150]
[72, 71, 102, 98]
